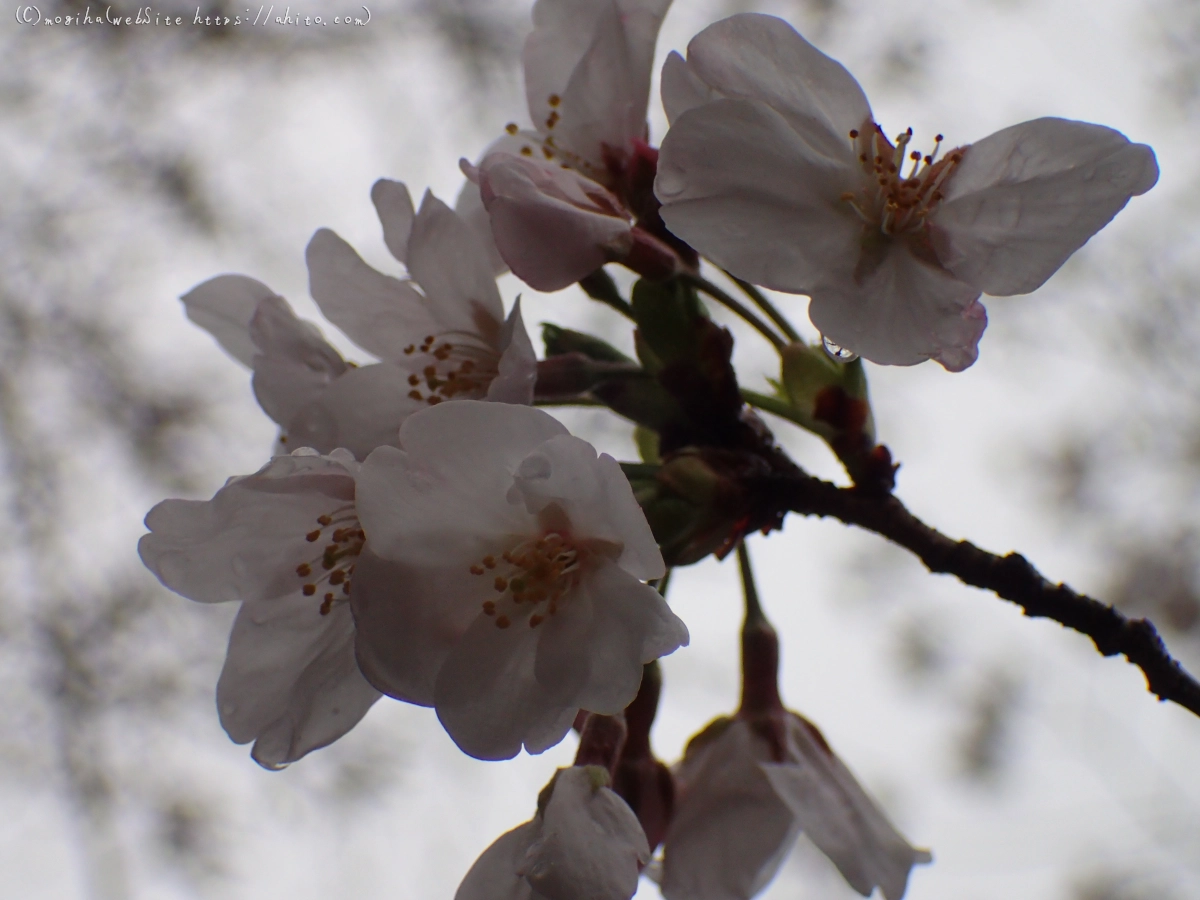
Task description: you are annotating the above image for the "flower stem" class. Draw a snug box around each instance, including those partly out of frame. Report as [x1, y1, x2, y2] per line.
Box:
[724, 271, 802, 343]
[737, 539, 766, 628]
[737, 539, 783, 714]
[653, 568, 672, 597]
[682, 274, 787, 352]
[533, 397, 607, 408]
[739, 388, 808, 429]
[579, 269, 635, 320]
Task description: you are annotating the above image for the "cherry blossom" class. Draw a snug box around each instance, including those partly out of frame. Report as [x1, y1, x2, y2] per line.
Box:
[138, 449, 389, 768]
[351, 400, 689, 760]
[661, 714, 930, 900]
[654, 13, 1159, 370]
[182, 182, 535, 457]
[461, 0, 682, 291]
[456, 766, 650, 900]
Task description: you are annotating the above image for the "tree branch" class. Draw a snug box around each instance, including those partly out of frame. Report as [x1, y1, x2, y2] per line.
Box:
[767, 469, 1200, 719]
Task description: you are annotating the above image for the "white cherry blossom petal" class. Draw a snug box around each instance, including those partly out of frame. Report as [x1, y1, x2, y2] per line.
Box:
[217, 594, 379, 769]
[762, 715, 931, 900]
[655, 13, 1156, 370]
[139, 453, 356, 606]
[370, 177, 415, 265]
[661, 50, 717, 126]
[657, 98, 861, 291]
[661, 718, 802, 900]
[807, 242, 987, 370]
[525, 0, 671, 168]
[508, 434, 664, 580]
[281, 362, 419, 459]
[407, 191, 506, 332]
[306, 227, 439, 362]
[247, 295, 348, 430]
[434, 604, 581, 760]
[456, 822, 538, 900]
[521, 766, 650, 900]
[356, 403, 566, 563]
[140, 451, 382, 767]
[487, 298, 539, 406]
[932, 117, 1159, 296]
[679, 13, 870, 165]
[477, 152, 633, 292]
[457, 768, 648, 900]
[351, 555, 481, 708]
[353, 401, 686, 760]
[181, 274, 275, 367]
[455, 177, 510, 276]
[563, 561, 688, 714]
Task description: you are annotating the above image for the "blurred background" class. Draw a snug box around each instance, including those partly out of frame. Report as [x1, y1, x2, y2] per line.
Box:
[2, 0, 1198, 897]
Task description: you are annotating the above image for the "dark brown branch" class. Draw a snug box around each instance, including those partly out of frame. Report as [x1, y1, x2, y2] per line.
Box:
[767, 470, 1200, 719]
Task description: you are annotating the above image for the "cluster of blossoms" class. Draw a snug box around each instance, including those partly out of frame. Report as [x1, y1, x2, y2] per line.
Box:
[141, 0, 1155, 896]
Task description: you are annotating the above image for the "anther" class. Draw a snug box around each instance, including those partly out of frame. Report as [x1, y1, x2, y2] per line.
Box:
[483, 555, 496, 569]
[302, 584, 316, 596]
[482, 601, 496, 616]
[547, 93, 561, 107]
[494, 576, 508, 592]
[496, 616, 511, 629]
[317, 515, 332, 526]
[529, 614, 544, 628]
[296, 563, 312, 577]
[470, 564, 485, 575]
[505, 122, 519, 135]
[520, 146, 533, 156]
[306, 530, 321, 542]
[849, 128, 859, 138]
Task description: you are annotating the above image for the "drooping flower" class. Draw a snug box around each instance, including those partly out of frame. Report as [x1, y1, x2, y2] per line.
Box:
[456, 765, 650, 900]
[351, 399, 689, 761]
[138, 450, 389, 768]
[660, 583, 929, 900]
[654, 13, 1159, 370]
[661, 714, 930, 900]
[182, 182, 535, 458]
[460, 0, 683, 291]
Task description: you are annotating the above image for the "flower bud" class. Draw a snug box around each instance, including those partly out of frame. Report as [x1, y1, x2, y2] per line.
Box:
[780, 342, 896, 492]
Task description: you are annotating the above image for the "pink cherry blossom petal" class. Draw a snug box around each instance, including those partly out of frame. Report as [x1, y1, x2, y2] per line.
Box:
[479, 153, 633, 292]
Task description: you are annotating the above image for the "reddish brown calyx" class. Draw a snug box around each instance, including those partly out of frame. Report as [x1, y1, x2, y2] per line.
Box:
[574, 713, 628, 774]
[610, 663, 675, 851]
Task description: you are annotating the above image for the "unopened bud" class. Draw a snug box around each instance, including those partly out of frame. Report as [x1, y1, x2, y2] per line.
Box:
[780, 342, 896, 492]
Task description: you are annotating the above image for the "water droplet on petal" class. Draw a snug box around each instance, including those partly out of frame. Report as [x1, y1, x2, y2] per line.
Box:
[821, 336, 859, 363]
